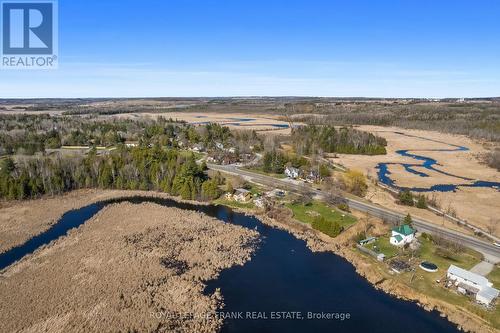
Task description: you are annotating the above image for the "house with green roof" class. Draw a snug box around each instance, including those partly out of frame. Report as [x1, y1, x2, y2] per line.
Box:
[390, 224, 416, 246]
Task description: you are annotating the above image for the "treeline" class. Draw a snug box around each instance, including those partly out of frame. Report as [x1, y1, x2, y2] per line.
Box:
[261, 150, 309, 174]
[291, 125, 387, 155]
[0, 114, 261, 157]
[0, 114, 185, 155]
[291, 102, 500, 142]
[0, 147, 221, 201]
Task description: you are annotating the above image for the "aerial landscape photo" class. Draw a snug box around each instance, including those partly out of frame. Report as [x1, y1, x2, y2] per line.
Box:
[0, 1, 499, 333]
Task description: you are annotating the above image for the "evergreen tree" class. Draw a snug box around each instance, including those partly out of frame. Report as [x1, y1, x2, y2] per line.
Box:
[416, 195, 427, 209]
[399, 190, 414, 206]
[403, 213, 413, 225]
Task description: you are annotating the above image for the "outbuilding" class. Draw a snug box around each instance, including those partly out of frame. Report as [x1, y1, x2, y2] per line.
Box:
[477, 286, 500, 306]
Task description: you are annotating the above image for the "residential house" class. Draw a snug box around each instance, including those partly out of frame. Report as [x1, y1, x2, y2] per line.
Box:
[390, 224, 416, 246]
[285, 166, 300, 179]
[447, 265, 499, 306]
[304, 169, 321, 183]
[233, 189, 252, 203]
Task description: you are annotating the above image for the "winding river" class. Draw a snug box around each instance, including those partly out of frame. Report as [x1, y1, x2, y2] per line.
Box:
[377, 132, 500, 192]
[0, 196, 460, 332]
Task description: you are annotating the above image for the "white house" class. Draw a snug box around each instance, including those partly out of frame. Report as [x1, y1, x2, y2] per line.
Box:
[390, 224, 416, 246]
[285, 166, 300, 179]
[233, 188, 252, 203]
[447, 265, 499, 306]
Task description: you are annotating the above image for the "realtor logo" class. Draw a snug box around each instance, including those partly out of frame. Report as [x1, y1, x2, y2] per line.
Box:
[1, 0, 58, 69]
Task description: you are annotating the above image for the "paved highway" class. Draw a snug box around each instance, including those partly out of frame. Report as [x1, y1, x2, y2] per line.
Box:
[208, 164, 500, 263]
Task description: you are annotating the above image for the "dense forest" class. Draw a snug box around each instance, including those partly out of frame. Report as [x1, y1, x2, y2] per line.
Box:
[291, 125, 387, 156]
[290, 102, 500, 142]
[0, 114, 183, 155]
[0, 114, 261, 156]
[0, 146, 221, 201]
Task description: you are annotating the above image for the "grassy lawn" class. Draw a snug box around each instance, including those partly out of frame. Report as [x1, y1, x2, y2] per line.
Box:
[286, 201, 357, 228]
[213, 198, 255, 210]
[399, 270, 500, 329]
[418, 237, 482, 272]
[242, 167, 287, 179]
[488, 265, 500, 289]
[365, 236, 399, 258]
[247, 184, 264, 196]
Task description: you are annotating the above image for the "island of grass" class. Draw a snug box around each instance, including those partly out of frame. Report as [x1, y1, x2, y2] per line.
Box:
[286, 200, 357, 237]
[241, 167, 287, 179]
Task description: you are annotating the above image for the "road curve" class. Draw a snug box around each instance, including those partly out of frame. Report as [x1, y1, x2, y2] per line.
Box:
[208, 164, 500, 263]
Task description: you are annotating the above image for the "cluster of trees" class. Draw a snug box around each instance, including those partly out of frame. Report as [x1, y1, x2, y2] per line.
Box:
[312, 216, 343, 238]
[0, 114, 253, 157]
[291, 125, 387, 156]
[0, 146, 222, 201]
[261, 150, 327, 176]
[0, 114, 183, 155]
[262, 150, 291, 174]
[398, 190, 427, 209]
[339, 170, 368, 197]
[429, 234, 466, 261]
[292, 101, 500, 143]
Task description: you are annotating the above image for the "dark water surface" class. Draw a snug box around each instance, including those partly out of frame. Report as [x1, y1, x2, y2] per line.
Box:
[0, 197, 460, 333]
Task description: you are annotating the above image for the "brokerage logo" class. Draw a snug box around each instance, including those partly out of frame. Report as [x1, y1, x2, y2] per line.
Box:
[1, 0, 58, 69]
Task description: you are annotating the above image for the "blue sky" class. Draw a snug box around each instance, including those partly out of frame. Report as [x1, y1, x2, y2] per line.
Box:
[1, 0, 499, 98]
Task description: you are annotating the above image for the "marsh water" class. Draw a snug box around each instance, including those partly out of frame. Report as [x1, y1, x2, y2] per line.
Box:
[0, 197, 460, 332]
[377, 132, 500, 192]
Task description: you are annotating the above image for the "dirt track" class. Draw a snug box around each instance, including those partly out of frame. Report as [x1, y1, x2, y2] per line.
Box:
[0, 202, 258, 333]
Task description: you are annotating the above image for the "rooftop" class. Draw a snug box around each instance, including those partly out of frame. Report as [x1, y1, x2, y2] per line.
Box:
[235, 188, 250, 195]
[447, 265, 491, 287]
[477, 286, 500, 302]
[392, 224, 415, 236]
